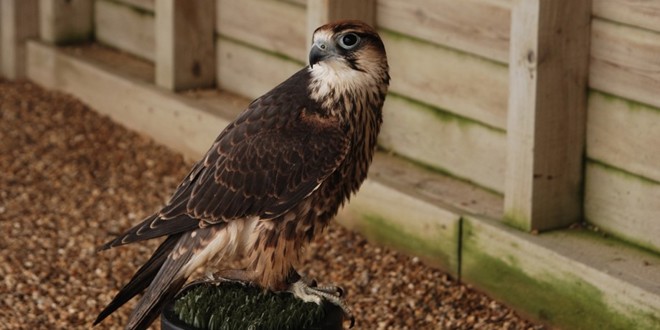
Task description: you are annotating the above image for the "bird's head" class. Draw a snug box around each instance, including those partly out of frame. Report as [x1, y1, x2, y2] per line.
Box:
[307, 20, 389, 107]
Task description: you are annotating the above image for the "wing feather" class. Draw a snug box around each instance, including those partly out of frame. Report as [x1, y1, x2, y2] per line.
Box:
[103, 69, 349, 248]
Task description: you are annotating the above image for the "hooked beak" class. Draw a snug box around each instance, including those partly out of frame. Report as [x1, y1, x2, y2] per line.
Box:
[309, 41, 333, 68]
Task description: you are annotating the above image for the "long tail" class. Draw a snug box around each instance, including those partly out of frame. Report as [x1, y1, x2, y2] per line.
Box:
[94, 233, 182, 325]
[95, 226, 228, 330]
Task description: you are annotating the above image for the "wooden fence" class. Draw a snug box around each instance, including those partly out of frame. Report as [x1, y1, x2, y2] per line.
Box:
[2, 0, 659, 328]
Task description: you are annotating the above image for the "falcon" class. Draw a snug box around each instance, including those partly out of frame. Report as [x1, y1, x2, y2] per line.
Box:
[94, 20, 389, 330]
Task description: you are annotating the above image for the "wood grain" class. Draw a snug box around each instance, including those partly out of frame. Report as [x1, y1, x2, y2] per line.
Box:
[217, 0, 307, 63]
[95, 0, 155, 61]
[216, 36, 303, 100]
[155, 0, 216, 91]
[377, 0, 511, 63]
[590, 18, 660, 110]
[379, 96, 507, 193]
[593, 0, 660, 33]
[584, 161, 660, 253]
[587, 92, 660, 183]
[26, 41, 233, 159]
[504, 0, 591, 231]
[382, 31, 509, 130]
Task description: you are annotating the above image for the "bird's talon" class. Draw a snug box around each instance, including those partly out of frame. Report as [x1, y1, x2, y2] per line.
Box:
[336, 286, 345, 297]
[289, 279, 354, 326]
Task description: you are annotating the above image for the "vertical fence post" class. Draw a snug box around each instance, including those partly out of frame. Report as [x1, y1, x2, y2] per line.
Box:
[39, 0, 93, 45]
[155, 0, 215, 91]
[307, 0, 376, 53]
[1, 0, 39, 79]
[504, 0, 592, 231]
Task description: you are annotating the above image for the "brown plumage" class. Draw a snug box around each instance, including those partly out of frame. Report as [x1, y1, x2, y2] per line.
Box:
[95, 20, 389, 330]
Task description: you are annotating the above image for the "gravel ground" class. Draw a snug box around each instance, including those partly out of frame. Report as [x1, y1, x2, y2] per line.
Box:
[0, 80, 545, 330]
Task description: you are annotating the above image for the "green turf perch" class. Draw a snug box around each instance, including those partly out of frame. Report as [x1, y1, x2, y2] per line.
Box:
[161, 281, 345, 330]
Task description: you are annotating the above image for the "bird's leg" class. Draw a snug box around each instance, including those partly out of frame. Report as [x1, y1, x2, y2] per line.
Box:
[286, 269, 355, 328]
[183, 269, 255, 290]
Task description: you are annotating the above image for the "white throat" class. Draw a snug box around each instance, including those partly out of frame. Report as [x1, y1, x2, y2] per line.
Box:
[307, 59, 378, 114]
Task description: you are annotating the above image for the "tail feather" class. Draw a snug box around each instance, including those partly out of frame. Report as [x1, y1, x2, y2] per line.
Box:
[127, 277, 187, 330]
[125, 227, 223, 330]
[94, 233, 182, 325]
[95, 224, 228, 330]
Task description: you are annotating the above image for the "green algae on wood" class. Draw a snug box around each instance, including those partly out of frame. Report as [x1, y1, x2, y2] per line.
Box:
[590, 90, 660, 114]
[360, 214, 452, 269]
[387, 92, 507, 134]
[461, 218, 660, 330]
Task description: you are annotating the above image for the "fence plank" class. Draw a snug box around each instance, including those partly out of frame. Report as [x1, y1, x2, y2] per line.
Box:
[462, 214, 660, 329]
[216, 36, 303, 100]
[377, 0, 511, 63]
[0, 0, 39, 79]
[217, 0, 307, 63]
[39, 0, 93, 45]
[587, 92, 660, 183]
[380, 96, 507, 193]
[383, 31, 509, 130]
[590, 19, 660, 111]
[26, 41, 233, 159]
[155, 0, 215, 91]
[116, 0, 154, 12]
[593, 0, 660, 33]
[504, 0, 591, 231]
[585, 162, 660, 253]
[338, 178, 461, 276]
[95, 0, 155, 61]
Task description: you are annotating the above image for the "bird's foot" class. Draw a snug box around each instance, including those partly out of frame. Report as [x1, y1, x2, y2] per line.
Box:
[289, 279, 355, 328]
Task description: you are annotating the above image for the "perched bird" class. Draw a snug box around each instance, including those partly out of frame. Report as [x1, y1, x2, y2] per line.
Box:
[94, 20, 389, 330]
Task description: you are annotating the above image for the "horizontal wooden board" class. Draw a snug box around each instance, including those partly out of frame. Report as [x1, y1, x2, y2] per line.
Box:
[216, 36, 303, 100]
[379, 95, 507, 193]
[587, 92, 660, 182]
[61, 43, 154, 83]
[277, 0, 306, 7]
[337, 178, 461, 275]
[593, 0, 660, 33]
[26, 41, 233, 159]
[462, 215, 660, 329]
[95, 0, 155, 61]
[367, 153, 504, 220]
[584, 161, 660, 254]
[114, 0, 154, 12]
[377, 0, 511, 63]
[382, 31, 509, 130]
[216, 0, 307, 63]
[590, 19, 660, 110]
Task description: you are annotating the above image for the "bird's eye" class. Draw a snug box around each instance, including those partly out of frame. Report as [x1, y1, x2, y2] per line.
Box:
[338, 33, 360, 50]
